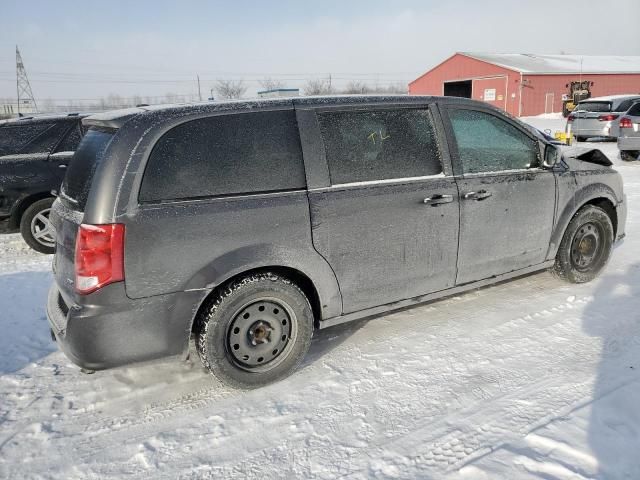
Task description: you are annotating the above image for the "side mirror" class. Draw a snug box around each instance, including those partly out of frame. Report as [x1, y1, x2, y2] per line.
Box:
[543, 144, 559, 168]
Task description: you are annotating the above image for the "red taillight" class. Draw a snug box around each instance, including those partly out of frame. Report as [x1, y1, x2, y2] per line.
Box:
[74, 224, 125, 294]
[598, 114, 619, 122]
[619, 117, 633, 128]
[567, 114, 575, 122]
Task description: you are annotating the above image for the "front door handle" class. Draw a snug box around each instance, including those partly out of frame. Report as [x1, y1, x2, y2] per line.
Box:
[423, 194, 454, 206]
[463, 190, 492, 201]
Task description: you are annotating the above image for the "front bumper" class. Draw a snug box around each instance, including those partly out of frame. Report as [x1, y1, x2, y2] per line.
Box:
[617, 194, 628, 241]
[46, 281, 206, 370]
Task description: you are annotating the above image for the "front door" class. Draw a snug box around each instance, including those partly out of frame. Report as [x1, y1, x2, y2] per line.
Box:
[443, 106, 556, 285]
[307, 106, 460, 314]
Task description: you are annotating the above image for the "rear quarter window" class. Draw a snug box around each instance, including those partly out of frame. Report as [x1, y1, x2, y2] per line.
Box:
[617, 99, 640, 113]
[139, 110, 306, 202]
[627, 103, 640, 116]
[61, 127, 115, 209]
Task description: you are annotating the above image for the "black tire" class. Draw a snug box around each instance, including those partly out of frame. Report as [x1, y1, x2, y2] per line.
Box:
[553, 205, 613, 283]
[620, 150, 639, 162]
[196, 272, 314, 388]
[19, 197, 56, 254]
[575, 136, 587, 142]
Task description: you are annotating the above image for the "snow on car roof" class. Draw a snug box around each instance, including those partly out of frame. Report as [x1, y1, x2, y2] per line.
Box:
[82, 95, 452, 129]
[461, 53, 640, 74]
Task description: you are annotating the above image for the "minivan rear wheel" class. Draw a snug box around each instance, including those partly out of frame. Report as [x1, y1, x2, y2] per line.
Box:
[196, 272, 314, 388]
[553, 205, 613, 283]
[19, 197, 56, 254]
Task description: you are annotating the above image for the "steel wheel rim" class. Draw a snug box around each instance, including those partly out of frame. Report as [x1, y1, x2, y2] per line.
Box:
[571, 222, 603, 272]
[30, 208, 55, 247]
[226, 297, 298, 373]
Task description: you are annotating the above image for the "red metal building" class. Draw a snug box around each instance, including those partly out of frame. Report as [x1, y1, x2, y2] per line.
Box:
[409, 53, 640, 117]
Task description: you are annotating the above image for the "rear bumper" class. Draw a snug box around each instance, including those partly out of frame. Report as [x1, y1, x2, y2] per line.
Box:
[46, 281, 206, 370]
[570, 126, 615, 139]
[618, 136, 640, 152]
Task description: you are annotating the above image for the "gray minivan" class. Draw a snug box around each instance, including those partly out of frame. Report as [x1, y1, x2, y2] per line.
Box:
[47, 96, 627, 387]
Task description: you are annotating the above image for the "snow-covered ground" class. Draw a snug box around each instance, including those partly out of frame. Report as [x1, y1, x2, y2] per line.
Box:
[1, 116, 639, 479]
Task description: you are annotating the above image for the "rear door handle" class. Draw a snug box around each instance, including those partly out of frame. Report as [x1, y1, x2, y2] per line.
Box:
[423, 194, 454, 206]
[463, 190, 492, 201]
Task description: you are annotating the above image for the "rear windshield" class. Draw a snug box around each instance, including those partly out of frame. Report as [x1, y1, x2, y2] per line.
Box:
[61, 127, 115, 210]
[575, 102, 611, 113]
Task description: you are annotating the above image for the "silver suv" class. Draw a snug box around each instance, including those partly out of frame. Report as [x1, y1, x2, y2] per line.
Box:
[568, 95, 640, 142]
[618, 101, 640, 161]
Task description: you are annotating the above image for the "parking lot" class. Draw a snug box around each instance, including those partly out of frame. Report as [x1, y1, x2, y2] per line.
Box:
[1, 116, 639, 479]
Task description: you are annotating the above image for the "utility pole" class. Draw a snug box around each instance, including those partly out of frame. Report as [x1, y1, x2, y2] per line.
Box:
[579, 57, 583, 85]
[16, 46, 37, 116]
[328, 73, 332, 92]
[197, 74, 202, 102]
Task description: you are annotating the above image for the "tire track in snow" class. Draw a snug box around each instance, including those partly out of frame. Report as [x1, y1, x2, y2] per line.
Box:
[68, 288, 587, 434]
[26, 289, 606, 472]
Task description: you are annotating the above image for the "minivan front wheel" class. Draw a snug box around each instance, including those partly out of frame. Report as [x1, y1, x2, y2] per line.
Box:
[196, 273, 314, 388]
[553, 205, 613, 283]
[19, 197, 56, 254]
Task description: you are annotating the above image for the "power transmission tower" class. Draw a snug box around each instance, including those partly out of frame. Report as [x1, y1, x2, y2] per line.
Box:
[16, 46, 37, 115]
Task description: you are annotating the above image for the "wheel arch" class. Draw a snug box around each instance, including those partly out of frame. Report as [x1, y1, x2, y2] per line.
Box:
[9, 192, 55, 229]
[547, 186, 618, 260]
[190, 265, 324, 334]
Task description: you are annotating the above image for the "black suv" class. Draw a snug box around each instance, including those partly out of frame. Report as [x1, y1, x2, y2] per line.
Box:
[47, 97, 626, 388]
[0, 114, 86, 253]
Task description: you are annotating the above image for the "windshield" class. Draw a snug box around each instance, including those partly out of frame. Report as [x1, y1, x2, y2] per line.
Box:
[574, 102, 611, 113]
[61, 127, 115, 210]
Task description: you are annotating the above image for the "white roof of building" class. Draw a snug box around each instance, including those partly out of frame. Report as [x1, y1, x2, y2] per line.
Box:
[461, 53, 640, 75]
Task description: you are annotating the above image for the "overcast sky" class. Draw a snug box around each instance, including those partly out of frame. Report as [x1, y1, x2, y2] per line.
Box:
[1, 0, 639, 103]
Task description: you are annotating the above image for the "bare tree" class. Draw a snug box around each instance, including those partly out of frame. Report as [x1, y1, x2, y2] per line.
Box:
[259, 77, 285, 91]
[41, 98, 56, 113]
[104, 93, 126, 108]
[303, 78, 333, 96]
[164, 92, 179, 104]
[381, 82, 407, 94]
[214, 79, 247, 99]
[342, 81, 371, 94]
